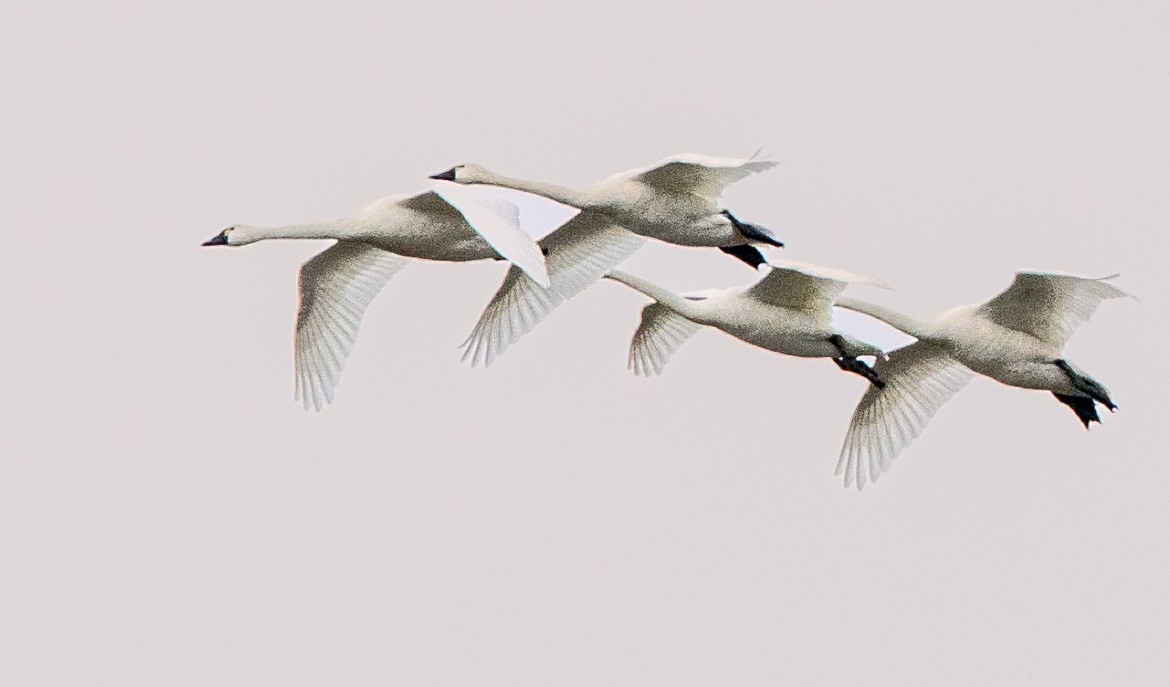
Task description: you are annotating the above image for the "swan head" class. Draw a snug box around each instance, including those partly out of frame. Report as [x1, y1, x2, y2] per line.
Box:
[429, 163, 492, 185]
[201, 225, 261, 247]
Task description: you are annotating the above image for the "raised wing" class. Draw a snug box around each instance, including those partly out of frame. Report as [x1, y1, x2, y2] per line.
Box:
[745, 263, 850, 319]
[416, 187, 549, 287]
[295, 242, 411, 411]
[836, 342, 973, 490]
[628, 302, 703, 376]
[978, 272, 1129, 347]
[461, 212, 645, 367]
[631, 153, 777, 198]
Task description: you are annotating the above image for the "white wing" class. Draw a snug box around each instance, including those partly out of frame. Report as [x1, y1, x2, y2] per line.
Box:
[977, 272, 1129, 347]
[295, 242, 411, 411]
[424, 186, 550, 287]
[766, 258, 890, 290]
[836, 343, 973, 490]
[745, 264, 850, 320]
[461, 212, 645, 367]
[628, 153, 777, 198]
[628, 302, 703, 376]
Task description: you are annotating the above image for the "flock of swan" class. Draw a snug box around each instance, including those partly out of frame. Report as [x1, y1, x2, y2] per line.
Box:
[203, 154, 1130, 489]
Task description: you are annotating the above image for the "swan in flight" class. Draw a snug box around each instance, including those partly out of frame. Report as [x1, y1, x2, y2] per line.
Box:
[201, 187, 548, 410]
[432, 154, 783, 366]
[603, 261, 888, 384]
[834, 271, 1131, 490]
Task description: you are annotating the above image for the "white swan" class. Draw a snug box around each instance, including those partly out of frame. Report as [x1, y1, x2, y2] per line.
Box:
[201, 187, 548, 410]
[834, 271, 1131, 490]
[431, 154, 783, 366]
[604, 261, 888, 384]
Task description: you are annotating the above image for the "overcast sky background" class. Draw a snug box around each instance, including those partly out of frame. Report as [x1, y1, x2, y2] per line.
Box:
[3, 1, 1168, 684]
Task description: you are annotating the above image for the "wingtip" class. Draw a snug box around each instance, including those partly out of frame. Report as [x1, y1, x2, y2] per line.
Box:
[1094, 273, 1139, 301]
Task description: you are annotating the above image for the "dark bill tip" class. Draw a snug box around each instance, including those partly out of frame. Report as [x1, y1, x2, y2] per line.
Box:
[202, 231, 229, 246]
[429, 168, 457, 181]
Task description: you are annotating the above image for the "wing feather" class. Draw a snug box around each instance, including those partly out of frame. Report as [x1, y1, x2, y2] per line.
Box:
[745, 264, 848, 317]
[836, 342, 974, 490]
[430, 185, 549, 287]
[978, 272, 1129, 347]
[631, 154, 777, 198]
[294, 242, 411, 410]
[461, 213, 645, 366]
[628, 303, 703, 376]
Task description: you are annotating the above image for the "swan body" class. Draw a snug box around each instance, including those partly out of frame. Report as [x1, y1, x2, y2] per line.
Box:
[432, 154, 782, 249]
[202, 188, 548, 410]
[834, 271, 1130, 490]
[605, 261, 887, 382]
[435, 154, 783, 366]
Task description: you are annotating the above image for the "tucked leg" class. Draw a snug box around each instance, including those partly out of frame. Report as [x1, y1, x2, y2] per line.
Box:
[719, 244, 767, 269]
[1052, 392, 1101, 429]
[720, 209, 784, 247]
[1054, 359, 1117, 411]
[829, 335, 886, 388]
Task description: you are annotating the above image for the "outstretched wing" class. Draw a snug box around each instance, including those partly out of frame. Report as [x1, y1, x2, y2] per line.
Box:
[746, 263, 850, 322]
[836, 342, 973, 490]
[295, 242, 411, 411]
[631, 153, 777, 198]
[978, 272, 1129, 347]
[428, 185, 549, 287]
[461, 212, 645, 367]
[628, 302, 704, 376]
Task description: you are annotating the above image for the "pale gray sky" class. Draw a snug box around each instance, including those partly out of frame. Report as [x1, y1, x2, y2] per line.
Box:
[2, 1, 1168, 684]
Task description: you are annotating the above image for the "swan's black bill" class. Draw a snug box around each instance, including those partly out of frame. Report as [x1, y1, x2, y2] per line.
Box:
[202, 231, 230, 246]
[429, 168, 457, 181]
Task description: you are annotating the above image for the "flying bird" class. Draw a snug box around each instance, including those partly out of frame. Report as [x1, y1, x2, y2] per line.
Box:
[202, 187, 547, 410]
[432, 154, 783, 366]
[604, 261, 887, 384]
[834, 271, 1131, 489]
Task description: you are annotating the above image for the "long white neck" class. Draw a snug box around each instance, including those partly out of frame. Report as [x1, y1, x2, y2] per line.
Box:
[605, 270, 702, 320]
[835, 296, 936, 339]
[235, 219, 361, 243]
[473, 171, 590, 208]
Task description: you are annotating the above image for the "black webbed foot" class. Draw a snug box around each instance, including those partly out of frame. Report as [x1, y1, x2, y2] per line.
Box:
[719, 244, 767, 269]
[834, 356, 886, 389]
[1052, 392, 1101, 429]
[829, 334, 885, 388]
[720, 209, 784, 248]
[1054, 359, 1117, 411]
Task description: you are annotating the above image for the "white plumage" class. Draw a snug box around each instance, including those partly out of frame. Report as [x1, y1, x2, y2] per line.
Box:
[606, 262, 887, 381]
[835, 271, 1130, 490]
[432, 154, 782, 366]
[203, 189, 547, 410]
